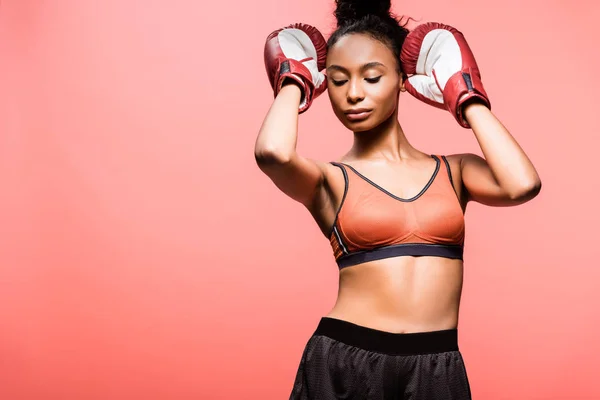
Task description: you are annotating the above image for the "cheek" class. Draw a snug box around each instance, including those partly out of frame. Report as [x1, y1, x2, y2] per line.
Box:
[327, 87, 345, 114]
[327, 85, 342, 101]
[370, 84, 399, 113]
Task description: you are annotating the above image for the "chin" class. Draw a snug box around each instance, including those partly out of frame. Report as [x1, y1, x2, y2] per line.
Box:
[340, 114, 382, 132]
[347, 121, 375, 133]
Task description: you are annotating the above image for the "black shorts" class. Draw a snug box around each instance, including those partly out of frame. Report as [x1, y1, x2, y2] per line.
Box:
[290, 317, 472, 399]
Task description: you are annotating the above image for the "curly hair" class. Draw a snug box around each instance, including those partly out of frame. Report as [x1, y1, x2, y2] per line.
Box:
[327, 0, 412, 74]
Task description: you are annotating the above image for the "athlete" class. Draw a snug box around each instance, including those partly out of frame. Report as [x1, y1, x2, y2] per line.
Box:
[256, 0, 541, 398]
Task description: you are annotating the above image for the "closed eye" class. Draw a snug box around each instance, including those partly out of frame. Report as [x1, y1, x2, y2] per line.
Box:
[365, 76, 382, 83]
[330, 77, 382, 86]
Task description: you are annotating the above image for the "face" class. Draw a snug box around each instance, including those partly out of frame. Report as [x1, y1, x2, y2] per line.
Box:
[326, 33, 404, 132]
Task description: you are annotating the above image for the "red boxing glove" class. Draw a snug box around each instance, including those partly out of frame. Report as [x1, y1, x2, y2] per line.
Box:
[264, 23, 327, 113]
[400, 22, 491, 128]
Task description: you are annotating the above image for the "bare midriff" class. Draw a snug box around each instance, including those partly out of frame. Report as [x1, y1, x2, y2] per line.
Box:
[324, 256, 464, 334]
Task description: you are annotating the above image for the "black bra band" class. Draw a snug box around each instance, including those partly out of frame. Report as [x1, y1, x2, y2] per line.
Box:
[337, 243, 464, 269]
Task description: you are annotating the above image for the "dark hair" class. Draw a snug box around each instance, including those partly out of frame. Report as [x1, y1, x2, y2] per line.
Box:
[328, 0, 411, 74]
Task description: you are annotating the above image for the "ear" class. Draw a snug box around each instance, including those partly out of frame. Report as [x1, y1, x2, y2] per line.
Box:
[399, 73, 407, 92]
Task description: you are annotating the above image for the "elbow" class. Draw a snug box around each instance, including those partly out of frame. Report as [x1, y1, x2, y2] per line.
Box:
[508, 179, 542, 202]
[254, 147, 293, 166]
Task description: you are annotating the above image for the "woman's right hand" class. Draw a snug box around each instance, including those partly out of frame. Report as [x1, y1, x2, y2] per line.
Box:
[264, 23, 328, 113]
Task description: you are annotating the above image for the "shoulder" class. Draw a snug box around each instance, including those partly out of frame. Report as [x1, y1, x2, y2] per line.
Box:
[322, 160, 347, 188]
[444, 152, 483, 171]
[321, 160, 344, 178]
[444, 152, 494, 194]
[438, 153, 462, 178]
[304, 158, 346, 201]
[441, 154, 478, 210]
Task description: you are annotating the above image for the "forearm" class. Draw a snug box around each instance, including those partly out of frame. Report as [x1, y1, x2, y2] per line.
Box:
[464, 103, 541, 195]
[254, 82, 302, 162]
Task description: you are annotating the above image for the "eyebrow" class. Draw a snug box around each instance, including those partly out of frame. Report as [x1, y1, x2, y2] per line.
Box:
[326, 62, 386, 73]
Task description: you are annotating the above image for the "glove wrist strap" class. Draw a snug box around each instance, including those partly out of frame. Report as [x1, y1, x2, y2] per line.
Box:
[443, 68, 491, 128]
[275, 59, 315, 113]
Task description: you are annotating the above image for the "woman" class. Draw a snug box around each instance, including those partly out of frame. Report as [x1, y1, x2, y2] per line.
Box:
[256, 0, 541, 398]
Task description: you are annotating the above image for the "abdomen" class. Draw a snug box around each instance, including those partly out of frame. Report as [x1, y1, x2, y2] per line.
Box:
[325, 256, 464, 333]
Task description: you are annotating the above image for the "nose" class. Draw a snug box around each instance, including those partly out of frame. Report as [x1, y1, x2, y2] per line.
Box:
[346, 78, 365, 104]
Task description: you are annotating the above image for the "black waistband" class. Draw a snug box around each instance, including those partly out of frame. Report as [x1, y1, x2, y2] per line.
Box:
[337, 243, 464, 269]
[313, 317, 459, 355]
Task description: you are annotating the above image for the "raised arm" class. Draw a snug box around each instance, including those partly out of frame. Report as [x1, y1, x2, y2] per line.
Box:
[254, 23, 330, 209]
[400, 22, 541, 206]
[458, 104, 541, 206]
[255, 83, 329, 208]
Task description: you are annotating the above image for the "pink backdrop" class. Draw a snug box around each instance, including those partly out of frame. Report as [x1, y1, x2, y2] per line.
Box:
[0, 0, 598, 398]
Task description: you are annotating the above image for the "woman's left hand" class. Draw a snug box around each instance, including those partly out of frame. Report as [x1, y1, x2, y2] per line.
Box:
[400, 22, 491, 128]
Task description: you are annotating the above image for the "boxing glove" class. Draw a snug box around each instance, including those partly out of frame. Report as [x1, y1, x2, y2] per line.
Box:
[264, 23, 327, 113]
[400, 22, 491, 128]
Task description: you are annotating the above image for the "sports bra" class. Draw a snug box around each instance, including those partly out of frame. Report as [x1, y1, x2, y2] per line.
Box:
[329, 155, 465, 269]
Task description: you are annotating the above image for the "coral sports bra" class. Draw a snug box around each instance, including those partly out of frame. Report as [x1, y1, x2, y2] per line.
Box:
[329, 155, 465, 269]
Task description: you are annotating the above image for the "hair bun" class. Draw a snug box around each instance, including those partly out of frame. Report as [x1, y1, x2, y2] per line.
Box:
[335, 0, 392, 27]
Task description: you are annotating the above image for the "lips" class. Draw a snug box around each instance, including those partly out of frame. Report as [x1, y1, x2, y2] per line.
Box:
[345, 108, 372, 115]
[344, 108, 372, 121]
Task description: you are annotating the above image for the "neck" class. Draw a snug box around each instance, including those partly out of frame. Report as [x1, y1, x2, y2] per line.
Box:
[348, 108, 417, 163]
